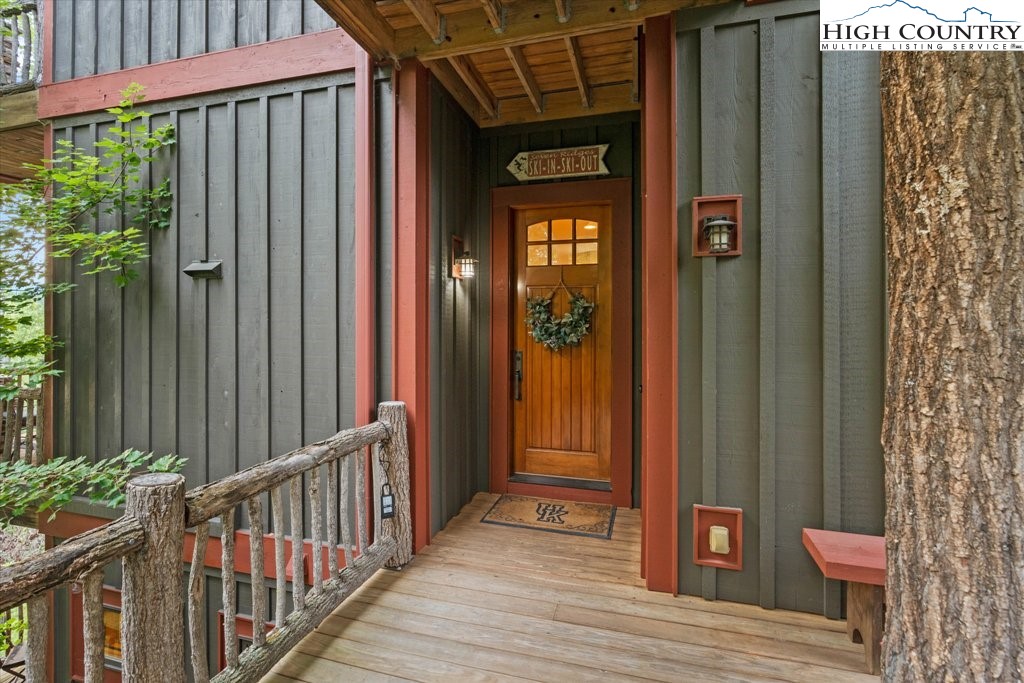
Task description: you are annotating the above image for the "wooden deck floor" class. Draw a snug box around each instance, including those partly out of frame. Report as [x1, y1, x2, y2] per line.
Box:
[266, 493, 878, 683]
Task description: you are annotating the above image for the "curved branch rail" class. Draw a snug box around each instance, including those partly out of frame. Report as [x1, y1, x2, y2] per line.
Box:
[0, 515, 143, 612]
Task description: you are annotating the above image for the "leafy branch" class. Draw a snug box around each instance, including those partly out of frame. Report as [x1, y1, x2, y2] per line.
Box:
[0, 450, 187, 527]
[0, 83, 174, 398]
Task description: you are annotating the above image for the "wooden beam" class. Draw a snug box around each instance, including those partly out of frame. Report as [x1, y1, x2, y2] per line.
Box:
[393, 60, 432, 554]
[317, 0, 396, 60]
[504, 46, 543, 114]
[480, 0, 506, 32]
[393, 0, 730, 60]
[403, 0, 446, 44]
[446, 55, 497, 119]
[554, 0, 572, 23]
[563, 36, 590, 108]
[423, 59, 481, 122]
[0, 88, 39, 131]
[640, 14, 679, 595]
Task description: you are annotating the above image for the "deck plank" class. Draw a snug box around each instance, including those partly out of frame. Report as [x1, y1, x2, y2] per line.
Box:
[263, 492, 877, 682]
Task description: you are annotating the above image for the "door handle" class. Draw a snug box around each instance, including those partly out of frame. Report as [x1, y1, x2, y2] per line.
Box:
[514, 350, 523, 401]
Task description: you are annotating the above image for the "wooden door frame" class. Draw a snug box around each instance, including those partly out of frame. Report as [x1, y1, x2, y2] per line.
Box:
[490, 178, 633, 507]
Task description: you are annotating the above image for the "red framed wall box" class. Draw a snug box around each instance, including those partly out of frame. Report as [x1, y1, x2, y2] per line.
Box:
[692, 194, 743, 258]
[693, 504, 744, 571]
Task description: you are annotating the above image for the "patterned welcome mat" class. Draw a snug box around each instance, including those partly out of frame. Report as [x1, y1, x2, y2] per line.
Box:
[481, 494, 616, 539]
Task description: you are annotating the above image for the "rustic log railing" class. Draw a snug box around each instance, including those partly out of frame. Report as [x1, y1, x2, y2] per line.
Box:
[0, 385, 42, 464]
[0, 2, 41, 92]
[0, 401, 412, 683]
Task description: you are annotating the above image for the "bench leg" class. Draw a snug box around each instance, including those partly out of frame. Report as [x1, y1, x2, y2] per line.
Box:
[846, 582, 885, 675]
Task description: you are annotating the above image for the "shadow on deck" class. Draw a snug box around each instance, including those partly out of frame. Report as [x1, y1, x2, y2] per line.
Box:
[266, 493, 878, 682]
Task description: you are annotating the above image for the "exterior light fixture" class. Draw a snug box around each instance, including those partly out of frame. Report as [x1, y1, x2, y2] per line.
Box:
[692, 195, 742, 257]
[702, 215, 736, 254]
[451, 235, 478, 279]
[454, 251, 478, 279]
[183, 260, 223, 279]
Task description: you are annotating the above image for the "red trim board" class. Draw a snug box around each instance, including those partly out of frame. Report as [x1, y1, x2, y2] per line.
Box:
[640, 14, 680, 594]
[392, 60, 432, 552]
[38, 29, 358, 119]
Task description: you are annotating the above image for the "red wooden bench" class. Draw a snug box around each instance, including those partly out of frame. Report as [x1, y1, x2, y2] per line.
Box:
[802, 528, 885, 675]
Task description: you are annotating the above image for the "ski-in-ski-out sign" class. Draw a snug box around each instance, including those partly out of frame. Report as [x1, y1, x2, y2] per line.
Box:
[506, 144, 610, 182]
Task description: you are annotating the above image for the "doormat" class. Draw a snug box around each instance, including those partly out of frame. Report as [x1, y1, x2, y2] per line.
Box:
[480, 494, 616, 539]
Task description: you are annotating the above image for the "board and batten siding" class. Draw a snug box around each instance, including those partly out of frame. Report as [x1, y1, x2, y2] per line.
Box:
[428, 81, 488, 533]
[51, 0, 337, 81]
[50, 73, 382, 490]
[676, 0, 885, 616]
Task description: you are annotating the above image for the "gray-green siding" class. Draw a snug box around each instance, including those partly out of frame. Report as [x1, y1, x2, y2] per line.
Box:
[50, 72, 397, 488]
[429, 82, 488, 533]
[51, 0, 336, 81]
[676, 0, 884, 615]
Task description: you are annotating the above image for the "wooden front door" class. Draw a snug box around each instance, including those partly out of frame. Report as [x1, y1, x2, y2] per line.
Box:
[513, 206, 613, 484]
[491, 178, 632, 506]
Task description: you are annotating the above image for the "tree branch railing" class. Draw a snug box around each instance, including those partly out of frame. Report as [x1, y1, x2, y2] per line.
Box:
[1, 385, 43, 464]
[0, 2, 41, 93]
[0, 401, 412, 683]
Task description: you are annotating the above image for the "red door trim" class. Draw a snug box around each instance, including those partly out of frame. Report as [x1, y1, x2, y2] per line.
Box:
[640, 15, 680, 594]
[392, 60, 432, 552]
[490, 178, 633, 508]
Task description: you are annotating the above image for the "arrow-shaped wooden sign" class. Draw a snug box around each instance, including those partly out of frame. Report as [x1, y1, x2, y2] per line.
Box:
[506, 144, 610, 182]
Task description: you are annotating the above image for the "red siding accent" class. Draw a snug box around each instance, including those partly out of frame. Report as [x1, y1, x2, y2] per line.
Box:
[37, 29, 358, 119]
[41, 0, 53, 85]
[392, 60, 432, 552]
[355, 50, 376, 429]
[641, 15, 680, 594]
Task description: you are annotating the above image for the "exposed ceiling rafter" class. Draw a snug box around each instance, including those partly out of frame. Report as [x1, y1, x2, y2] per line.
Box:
[563, 36, 590, 109]
[554, 0, 572, 23]
[402, 0, 447, 44]
[393, 0, 722, 61]
[479, 0, 507, 33]
[447, 55, 498, 119]
[504, 46, 543, 114]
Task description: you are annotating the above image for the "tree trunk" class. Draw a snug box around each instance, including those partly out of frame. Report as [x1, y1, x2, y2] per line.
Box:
[880, 53, 1023, 681]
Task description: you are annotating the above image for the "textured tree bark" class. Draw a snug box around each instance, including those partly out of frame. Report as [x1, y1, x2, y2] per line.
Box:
[880, 53, 1023, 681]
[121, 473, 186, 683]
[378, 401, 413, 568]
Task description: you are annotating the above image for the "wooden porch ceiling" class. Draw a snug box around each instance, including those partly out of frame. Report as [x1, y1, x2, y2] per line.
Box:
[315, 0, 731, 127]
[0, 88, 43, 183]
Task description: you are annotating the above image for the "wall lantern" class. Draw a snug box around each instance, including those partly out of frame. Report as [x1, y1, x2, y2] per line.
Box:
[703, 215, 737, 254]
[454, 252, 478, 279]
[183, 259, 223, 279]
[692, 194, 743, 257]
[451, 235, 478, 279]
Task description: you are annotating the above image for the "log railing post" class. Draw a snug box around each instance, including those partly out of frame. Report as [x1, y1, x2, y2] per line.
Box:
[121, 473, 186, 683]
[377, 402, 412, 568]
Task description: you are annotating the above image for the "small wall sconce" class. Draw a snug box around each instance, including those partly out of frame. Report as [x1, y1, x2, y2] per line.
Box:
[451, 235, 478, 279]
[692, 194, 743, 257]
[703, 215, 737, 253]
[183, 259, 223, 279]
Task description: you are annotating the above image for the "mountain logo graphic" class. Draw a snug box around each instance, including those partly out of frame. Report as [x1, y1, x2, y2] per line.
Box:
[824, 0, 1022, 25]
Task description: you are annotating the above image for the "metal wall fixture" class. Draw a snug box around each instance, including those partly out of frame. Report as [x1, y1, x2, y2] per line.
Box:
[451, 235, 479, 279]
[692, 194, 743, 257]
[182, 260, 223, 279]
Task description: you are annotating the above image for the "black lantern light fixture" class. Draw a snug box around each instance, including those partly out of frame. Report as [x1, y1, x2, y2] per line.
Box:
[454, 251, 478, 279]
[702, 215, 737, 254]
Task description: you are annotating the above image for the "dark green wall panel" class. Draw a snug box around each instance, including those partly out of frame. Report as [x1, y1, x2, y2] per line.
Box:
[675, 0, 885, 614]
[52, 74, 369, 488]
[52, 0, 337, 81]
